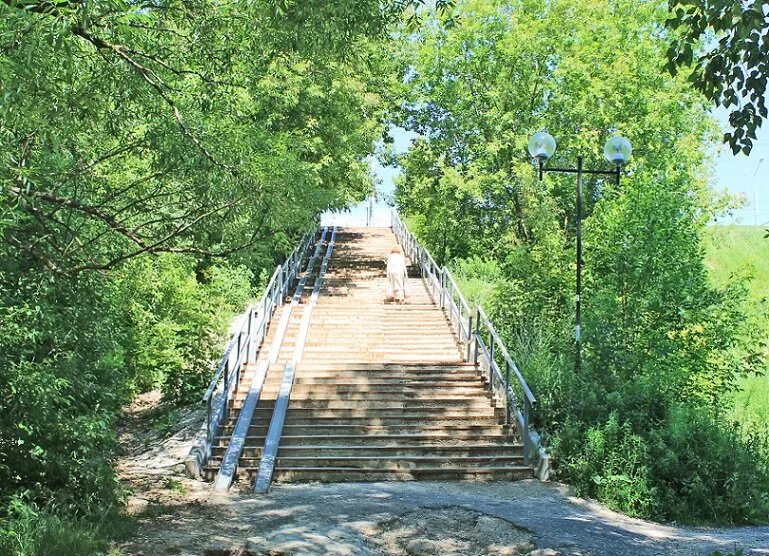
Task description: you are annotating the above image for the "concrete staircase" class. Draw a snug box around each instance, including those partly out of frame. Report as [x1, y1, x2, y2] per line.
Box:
[205, 227, 534, 483]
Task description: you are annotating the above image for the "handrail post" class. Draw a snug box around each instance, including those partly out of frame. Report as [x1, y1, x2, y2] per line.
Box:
[285, 256, 291, 292]
[453, 288, 460, 338]
[473, 309, 481, 365]
[223, 358, 230, 399]
[489, 335, 495, 390]
[439, 268, 445, 309]
[246, 308, 253, 363]
[466, 315, 473, 361]
[235, 332, 242, 390]
[523, 397, 532, 465]
[504, 360, 510, 425]
[206, 398, 212, 451]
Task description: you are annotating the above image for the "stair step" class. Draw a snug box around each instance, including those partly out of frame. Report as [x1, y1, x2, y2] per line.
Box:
[230, 392, 490, 404]
[272, 466, 535, 482]
[286, 370, 482, 378]
[267, 363, 475, 370]
[291, 378, 484, 385]
[281, 407, 496, 416]
[232, 399, 493, 409]
[221, 455, 526, 469]
[211, 445, 523, 460]
[215, 433, 516, 447]
[223, 412, 501, 424]
[201, 228, 536, 485]
[221, 424, 512, 436]
[280, 445, 523, 457]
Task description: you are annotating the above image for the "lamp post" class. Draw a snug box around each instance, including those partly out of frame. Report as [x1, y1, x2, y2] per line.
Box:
[527, 132, 632, 371]
[753, 157, 765, 227]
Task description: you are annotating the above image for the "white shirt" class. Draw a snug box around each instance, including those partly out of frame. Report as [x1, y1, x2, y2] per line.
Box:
[386, 253, 407, 276]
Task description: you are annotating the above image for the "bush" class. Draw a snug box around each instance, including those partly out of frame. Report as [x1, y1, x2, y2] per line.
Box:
[0, 497, 130, 556]
[555, 413, 656, 518]
[0, 252, 256, 526]
[119, 256, 254, 404]
[443, 253, 769, 524]
[452, 256, 504, 310]
[0, 271, 126, 515]
[552, 402, 769, 523]
[649, 406, 769, 524]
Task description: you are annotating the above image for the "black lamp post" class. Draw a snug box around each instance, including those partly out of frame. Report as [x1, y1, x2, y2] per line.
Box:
[527, 132, 633, 371]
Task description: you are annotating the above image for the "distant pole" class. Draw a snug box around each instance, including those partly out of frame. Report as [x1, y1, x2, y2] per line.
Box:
[754, 158, 765, 227]
[366, 195, 374, 227]
[575, 156, 583, 373]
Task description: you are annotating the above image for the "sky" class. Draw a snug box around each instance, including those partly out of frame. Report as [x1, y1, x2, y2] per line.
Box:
[711, 107, 769, 226]
[323, 107, 769, 228]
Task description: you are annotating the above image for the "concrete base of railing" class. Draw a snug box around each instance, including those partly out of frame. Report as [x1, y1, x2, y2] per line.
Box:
[184, 388, 224, 479]
[184, 435, 206, 479]
[527, 430, 551, 481]
[535, 447, 551, 481]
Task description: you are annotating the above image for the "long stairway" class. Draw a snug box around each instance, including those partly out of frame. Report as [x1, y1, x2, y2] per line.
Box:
[206, 227, 534, 484]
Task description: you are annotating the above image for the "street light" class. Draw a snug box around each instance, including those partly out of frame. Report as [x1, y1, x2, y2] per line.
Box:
[527, 132, 633, 371]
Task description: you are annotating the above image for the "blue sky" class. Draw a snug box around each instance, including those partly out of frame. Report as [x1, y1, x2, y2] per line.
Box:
[711, 107, 769, 225]
[370, 110, 769, 227]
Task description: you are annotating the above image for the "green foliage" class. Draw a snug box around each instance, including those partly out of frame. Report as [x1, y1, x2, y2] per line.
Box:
[0, 497, 133, 556]
[649, 406, 769, 524]
[557, 413, 655, 518]
[555, 404, 769, 524]
[702, 225, 769, 467]
[0, 270, 126, 515]
[666, 1, 769, 155]
[393, 0, 769, 523]
[1, 0, 395, 274]
[119, 256, 254, 403]
[452, 256, 504, 310]
[584, 177, 763, 407]
[710, 549, 744, 556]
[0, 0, 425, 548]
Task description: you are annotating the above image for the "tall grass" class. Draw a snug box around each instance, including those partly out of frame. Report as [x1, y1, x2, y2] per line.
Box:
[0, 498, 132, 556]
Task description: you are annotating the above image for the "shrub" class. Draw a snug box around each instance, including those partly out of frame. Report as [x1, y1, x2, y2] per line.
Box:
[649, 406, 769, 524]
[555, 413, 656, 518]
[0, 497, 131, 556]
[0, 271, 126, 515]
[119, 256, 254, 404]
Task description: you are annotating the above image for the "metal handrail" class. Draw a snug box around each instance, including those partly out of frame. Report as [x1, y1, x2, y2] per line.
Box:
[254, 226, 337, 493]
[391, 209, 548, 471]
[199, 231, 314, 467]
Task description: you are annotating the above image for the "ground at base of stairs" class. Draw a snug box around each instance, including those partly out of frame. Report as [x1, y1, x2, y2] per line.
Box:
[119, 480, 769, 556]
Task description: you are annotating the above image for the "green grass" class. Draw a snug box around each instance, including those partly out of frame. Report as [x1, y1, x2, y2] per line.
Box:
[704, 226, 769, 303]
[0, 499, 135, 556]
[704, 226, 769, 435]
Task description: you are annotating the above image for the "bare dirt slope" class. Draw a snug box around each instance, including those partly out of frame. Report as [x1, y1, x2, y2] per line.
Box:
[117, 395, 769, 556]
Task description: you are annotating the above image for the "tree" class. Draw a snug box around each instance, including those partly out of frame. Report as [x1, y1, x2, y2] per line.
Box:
[1, 0, 401, 274]
[0, 0, 421, 534]
[666, 0, 769, 155]
[393, 0, 768, 522]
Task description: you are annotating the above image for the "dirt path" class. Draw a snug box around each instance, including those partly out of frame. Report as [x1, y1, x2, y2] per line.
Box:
[117, 396, 769, 556]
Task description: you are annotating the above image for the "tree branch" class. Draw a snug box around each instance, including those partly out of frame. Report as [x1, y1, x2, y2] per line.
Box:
[10, 186, 151, 247]
[1, 0, 80, 16]
[71, 26, 238, 175]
